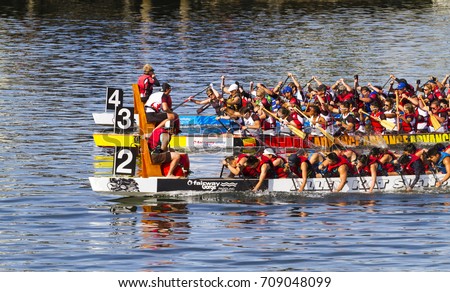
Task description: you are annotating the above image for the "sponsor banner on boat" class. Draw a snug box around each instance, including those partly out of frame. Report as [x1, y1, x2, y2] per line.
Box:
[157, 178, 265, 192]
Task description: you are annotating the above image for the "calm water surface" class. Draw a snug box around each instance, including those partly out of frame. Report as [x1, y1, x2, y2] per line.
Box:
[1, 0, 450, 271]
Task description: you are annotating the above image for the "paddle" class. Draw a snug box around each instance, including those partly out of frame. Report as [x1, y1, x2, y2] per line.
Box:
[360, 110, 396, 131]
[355, 167, 367, 192]
[396, 166, 409, 191]
[219, 164, 225, 178]
[196, 83, 217, 114]
[294, 108, 334, 143]
[196, 103, 211, 114]
[381, 76, 392, 89]
[261, 107, 307, 139]
[395, 91, 400, 132]
[216, 117, 232, 133]
[172, 85, 209, 111]
[418, 95, 441, 130]
[323, 172, 334, 192]
[278, 75, 290, 93]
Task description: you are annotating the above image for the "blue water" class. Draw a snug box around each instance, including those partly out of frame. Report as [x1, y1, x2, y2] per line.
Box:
[1, 0, 450, 271]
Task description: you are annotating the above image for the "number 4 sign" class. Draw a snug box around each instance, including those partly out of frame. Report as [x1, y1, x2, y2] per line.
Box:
[106, 87, 124, 111]
[113, 147, 138, 176]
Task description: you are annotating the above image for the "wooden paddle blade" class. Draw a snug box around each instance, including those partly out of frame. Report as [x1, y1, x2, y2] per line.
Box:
[287, 124, 306, 139]
[430, 115, 441, 130]
[317, 126, 335, 143]
[380, 119, 396, 131]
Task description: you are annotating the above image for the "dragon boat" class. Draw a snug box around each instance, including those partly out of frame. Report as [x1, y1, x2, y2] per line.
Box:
[89, 84, 447, 196]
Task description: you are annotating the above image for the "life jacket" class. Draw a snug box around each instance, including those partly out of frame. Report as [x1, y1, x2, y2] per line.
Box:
[373, 151, 396, 173]
[402, 154, 423, 175]
[359, 156, 383, 176]
[270, 156, 288, 178]
[370, 111, 384, 134]
[147, 128, 167, 151]
[327, 155, 354, 177]
[433, 87, 443, 99]
[400, 113, 416, 133]
[436, 152, 450, 174]
[137, 74, 155, 102]
[237, 154, 258, 178]
[256, 155, 275, 178]
[290, 156, 315, 178]
[289, 112, 303, 130]
[226, 94, 242, 111]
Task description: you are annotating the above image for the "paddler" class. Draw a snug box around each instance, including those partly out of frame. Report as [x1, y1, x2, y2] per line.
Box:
[147, 119, 182, 178]
[288, 149, 316, 192]
[190, 85, 224, 115]
[318, 152, 354, 192]
[145, 83, 181, 134]
[397, 154, 425, 192]
[425, 147, 450, 187]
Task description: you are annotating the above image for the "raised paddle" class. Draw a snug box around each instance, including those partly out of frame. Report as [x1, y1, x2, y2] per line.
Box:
[172, 85, 209, 111]
[360, 110, 396, 131]
[294, 108, 335, 143]
[381, 76, 392, 89]
[395, 91, 400, 132]
[418, 95, 441, 130]
[261, 107, 307, 139]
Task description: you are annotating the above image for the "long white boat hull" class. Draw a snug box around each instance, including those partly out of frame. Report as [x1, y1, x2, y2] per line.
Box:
[89, 173, 444, 195]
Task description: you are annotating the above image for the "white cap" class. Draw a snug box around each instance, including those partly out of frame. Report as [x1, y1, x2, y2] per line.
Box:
[228, 84, 239, 92]
[263, 148, 276, 156]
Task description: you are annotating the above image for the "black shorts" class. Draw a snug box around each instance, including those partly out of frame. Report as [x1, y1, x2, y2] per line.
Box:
[151, 152, 171, 164]
[146, 112, 168, 124]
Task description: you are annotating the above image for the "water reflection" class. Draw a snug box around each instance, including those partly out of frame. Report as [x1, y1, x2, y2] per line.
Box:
[109, 199, 190, 250]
